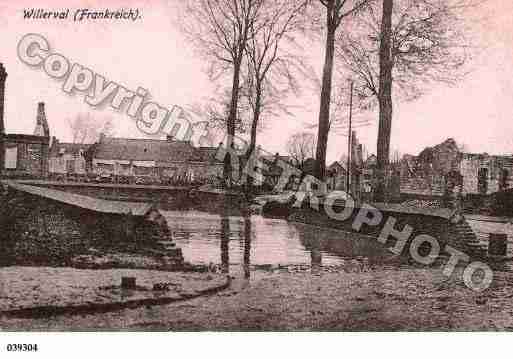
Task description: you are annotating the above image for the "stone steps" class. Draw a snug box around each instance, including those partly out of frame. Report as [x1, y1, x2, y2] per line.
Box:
[451, 220, 488, 258]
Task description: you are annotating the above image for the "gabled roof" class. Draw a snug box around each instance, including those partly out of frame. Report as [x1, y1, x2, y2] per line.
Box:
[328, 161, 345, 170]
[92, 137, 195, 163]
[87, 137, 225, 165]
[327, 161, 347, 176]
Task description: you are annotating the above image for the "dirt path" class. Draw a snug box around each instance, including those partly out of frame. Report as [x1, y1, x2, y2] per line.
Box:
[0, 267, 227, 317]
[3, 267, 513, 331]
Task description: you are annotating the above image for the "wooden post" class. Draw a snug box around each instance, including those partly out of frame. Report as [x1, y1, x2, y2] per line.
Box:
[121, 276, 136, 289]
[489, 233, 507, 257]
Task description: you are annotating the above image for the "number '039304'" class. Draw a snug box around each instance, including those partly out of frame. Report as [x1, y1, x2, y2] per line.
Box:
[6, 344, 38, 352]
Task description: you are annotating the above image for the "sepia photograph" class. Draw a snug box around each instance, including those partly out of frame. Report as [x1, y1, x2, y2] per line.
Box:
[0, 0, 513, 354]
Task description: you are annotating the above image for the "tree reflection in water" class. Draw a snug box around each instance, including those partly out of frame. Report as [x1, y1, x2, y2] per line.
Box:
[242, 207, 252, 280]
[220, 199, 230, 274]
[310, 241, 322, 274]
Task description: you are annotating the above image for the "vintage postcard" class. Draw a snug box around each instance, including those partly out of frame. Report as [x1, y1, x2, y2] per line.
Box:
[0, 0, 512, 353]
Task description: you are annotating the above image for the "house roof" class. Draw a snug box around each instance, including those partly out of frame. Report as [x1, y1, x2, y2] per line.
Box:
[88, 137, 224, 165]
[92, 137, 195, 163]
[49, 142, 92, 157]
[328, 161, 345, 170]
[3, 133, 50, 145]
[327, 161, 347, 176]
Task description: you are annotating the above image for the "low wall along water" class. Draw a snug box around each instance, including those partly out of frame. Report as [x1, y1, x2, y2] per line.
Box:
[263, 195, 487, 262]
[0, 181, 183, 267]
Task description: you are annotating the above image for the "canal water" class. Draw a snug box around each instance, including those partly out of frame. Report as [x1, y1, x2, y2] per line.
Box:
[161, 208, 396, 275]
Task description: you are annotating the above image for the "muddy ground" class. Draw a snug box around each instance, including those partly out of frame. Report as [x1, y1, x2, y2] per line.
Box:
[2, 266, 513, 331]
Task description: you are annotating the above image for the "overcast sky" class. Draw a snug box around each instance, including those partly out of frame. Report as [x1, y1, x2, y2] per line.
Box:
[0, 0, 512, 163]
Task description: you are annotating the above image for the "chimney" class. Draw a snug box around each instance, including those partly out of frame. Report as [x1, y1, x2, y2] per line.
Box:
[34, 102, 49, 137]
[99, 132, 106, 143]
[0, 63, 6, 136]
[0, 63, 7, 175]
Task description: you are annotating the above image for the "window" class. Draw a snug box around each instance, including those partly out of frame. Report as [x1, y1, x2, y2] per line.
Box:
[500, 169, 509, 191]
[5, 146, 17, 169]
[478, 167, 488, 194]
[66, 160, 76, 174]
[97, 163, 114, 174]
[134, 166, 153, 176]
[119, 164, 131, 175]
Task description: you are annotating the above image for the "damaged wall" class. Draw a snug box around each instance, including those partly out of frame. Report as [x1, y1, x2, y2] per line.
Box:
[401, 138, 513, 198]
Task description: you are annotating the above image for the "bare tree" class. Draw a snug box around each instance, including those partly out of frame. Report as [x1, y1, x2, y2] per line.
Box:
[180, 0, 264, 184]
[336, 1, 474, 108]
[309, 0, 373, 181]
[334, 0, 477, 199]
[286, 132, 317, 167]
[304, 76, 373, 140]
[242, 0, 309, 162]
[191, 86, 252, 135]
[67, 113, 115, 144]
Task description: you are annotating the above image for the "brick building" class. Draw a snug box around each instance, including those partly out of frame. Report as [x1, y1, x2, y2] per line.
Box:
[48, 139, 91, 176]
[0, 63, 51, 178]
[326, 161, 347, 191]
[85, 135, 223, 182]
[460, 153, 513, 195]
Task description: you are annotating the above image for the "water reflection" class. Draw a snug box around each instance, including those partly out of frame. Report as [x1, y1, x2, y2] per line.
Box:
[162, 207, 396, 275]
[242, 209, 251, 279]
[310, 243, 322, 274]
[220, 200, 230, 274]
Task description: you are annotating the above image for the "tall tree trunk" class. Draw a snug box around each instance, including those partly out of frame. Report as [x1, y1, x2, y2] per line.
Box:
[224, 58, 243, 186]
[247, 85, 262, 159]
[375, 0, 393, 202]
[315, 2, 336, 182]
[244, 85, 262, 194]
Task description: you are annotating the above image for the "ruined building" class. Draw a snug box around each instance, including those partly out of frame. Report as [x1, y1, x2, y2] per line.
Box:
[400, 138, 513, 199]
[0, 63, 50, 178]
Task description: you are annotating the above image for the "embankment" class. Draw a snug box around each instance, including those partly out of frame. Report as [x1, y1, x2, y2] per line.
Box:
[0, 181, 183, 268]
[263, 196, 486, 260]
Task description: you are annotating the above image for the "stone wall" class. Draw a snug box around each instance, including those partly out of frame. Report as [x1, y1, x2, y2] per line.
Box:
[281, 201, 486, 260]
[28, 182, 191, 206]
[0, 187, 180, 267]
[187, 162, 223, 181]
[460, 154, 513, 195]
[400, 175, 445, 198]
[3, 139, 49, 178]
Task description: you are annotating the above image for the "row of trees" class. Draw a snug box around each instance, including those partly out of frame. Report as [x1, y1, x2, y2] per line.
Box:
[178, 0, 480, 197]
